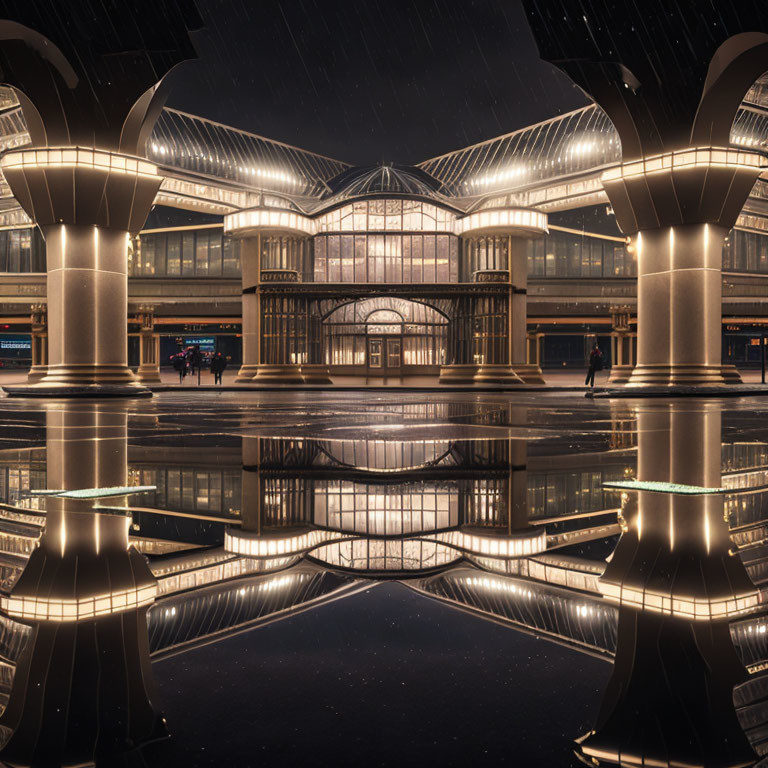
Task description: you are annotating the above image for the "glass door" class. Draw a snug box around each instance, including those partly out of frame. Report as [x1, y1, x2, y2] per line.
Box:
[368, 338, 383, 369]
[386, 338, 401, 371]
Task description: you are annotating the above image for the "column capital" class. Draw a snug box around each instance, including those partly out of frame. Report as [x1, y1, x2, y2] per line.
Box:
[1, 147, 162, 232]
[601, 146, 764, 233]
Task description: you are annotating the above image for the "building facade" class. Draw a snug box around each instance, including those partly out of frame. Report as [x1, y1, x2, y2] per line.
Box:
[0, 82, 766, 382]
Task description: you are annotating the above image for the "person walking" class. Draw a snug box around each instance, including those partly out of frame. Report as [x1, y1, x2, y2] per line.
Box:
[171, 353, 187, 384]
[585, 344, 604, 389]
[210, 352, 227, 385]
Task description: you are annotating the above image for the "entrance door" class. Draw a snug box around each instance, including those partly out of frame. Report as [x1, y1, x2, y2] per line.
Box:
[367, 336, 402, 374]
[368, 338, 383, 369]
[386, 338, 401, 370]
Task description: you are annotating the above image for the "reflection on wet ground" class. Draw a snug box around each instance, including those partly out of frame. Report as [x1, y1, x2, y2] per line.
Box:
[0, 392, 767, 765]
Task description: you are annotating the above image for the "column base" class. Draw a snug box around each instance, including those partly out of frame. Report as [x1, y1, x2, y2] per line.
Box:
[300, 364, 333, 385]
[510, 364, 545, 385]
[626, 364, 728, 387]
[136, 364, 162, 385]
[5, 364, 150, 397]
[720, 364, 743, 384]
[234, 364, 260, 383]
[439, 364, 477, 385]
[607, 365, 635, 385]
[253, 365, 305, 385]
[26, 365, 47, 383]
[438, 364, 524, 385]
[475, 365, 524, 385]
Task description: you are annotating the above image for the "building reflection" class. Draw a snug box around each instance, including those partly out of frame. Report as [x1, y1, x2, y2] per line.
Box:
[0, 400, 766, 764]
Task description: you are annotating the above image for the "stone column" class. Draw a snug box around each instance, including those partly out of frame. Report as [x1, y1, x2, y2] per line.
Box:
[607, 305, 634, 384]
[523, 5, 768, 388]
[508, 235, 544, 384]
[27, 302, 47, 383]
[136, 305, 161, 384]
[235, 234, 261, 382]
[440, 208, 547, 386]
[225, 208, 327, 385]
[2, 149, 162, 396]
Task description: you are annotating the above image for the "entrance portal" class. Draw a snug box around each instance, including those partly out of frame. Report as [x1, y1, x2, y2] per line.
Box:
[323, 298, 448, 377]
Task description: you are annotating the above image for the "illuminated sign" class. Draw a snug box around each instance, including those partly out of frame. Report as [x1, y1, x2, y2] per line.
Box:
[183, 337, 215, 350]
[0, 335, 30, 351]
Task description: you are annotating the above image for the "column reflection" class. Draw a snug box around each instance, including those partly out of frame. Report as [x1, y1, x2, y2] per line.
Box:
[577, 401, 760, 767]
[0, 402, 163, 767]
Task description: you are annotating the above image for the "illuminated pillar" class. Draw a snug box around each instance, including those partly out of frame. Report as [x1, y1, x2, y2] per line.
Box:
[617, 221, 739, 386]
[578, 400, 759, 766]
[136, 304, 161, 384]
[27, 302, 47, 383]
[2, 150, 161, 395]
[0, 402, 162, 765]
[522, 4, 768, 388]
[440, 208, 547, 386]
[508, 236, 545, 384]
[225, 209, 329, 385]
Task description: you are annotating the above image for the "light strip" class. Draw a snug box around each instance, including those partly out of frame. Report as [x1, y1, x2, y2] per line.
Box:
[599, 581, 760, 620]
[226, 204, 547, 238]
[27, 485, 156, 499]
[604, 480, 724, 495]
[224, 208, 316, 236]
[455, 208, 548, 235]
[433, 529, 547, 557]
[225, 526, 547, 560]
[1, 147, 158, 178]
[224, 528, 343, 557]
[1, 584, 157, 622]
[602, 146, 765, 183]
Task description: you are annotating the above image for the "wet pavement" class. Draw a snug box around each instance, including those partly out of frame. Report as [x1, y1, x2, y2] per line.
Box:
[0, 390, 764, 765]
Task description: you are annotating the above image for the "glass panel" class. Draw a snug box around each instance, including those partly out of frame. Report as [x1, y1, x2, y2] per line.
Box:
[195, 231, 209, 276]
[209, 232, 222, 275]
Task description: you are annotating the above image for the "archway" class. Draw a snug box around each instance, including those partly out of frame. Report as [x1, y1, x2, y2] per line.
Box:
[321, 297, 449, 376]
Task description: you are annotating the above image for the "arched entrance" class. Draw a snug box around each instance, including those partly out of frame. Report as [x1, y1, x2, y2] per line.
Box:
[322, 297, 448, 376]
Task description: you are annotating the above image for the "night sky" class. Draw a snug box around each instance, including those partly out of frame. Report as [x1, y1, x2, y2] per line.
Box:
[166, 0, 588, 166]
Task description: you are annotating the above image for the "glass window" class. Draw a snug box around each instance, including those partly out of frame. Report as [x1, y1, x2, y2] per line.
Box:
[195, 231, 209, 275]
[160, 234, 176, 276]
[209, 232, 222, 275]
[8, 231, 20, 273]
[141, 236, 155, 276]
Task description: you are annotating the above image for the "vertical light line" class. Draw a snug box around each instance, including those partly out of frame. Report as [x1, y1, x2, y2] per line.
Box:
[94, 226, 99, 366]
[60, 225, 66, 368]
[60, 515, 66, 556]
[704, 509, 711, 554]
[669, 227, 675, 366]
[94, 513, 100, 555]
[703, 224, 710, 365]
[669, 507, 674, 551]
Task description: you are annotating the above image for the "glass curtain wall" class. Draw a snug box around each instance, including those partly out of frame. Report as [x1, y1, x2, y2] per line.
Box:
[451, 295, 508, 365]
[461, 236, 509, 281]
[527, 230, 634, 278]
[0, 228, 44, 272]
[130, 228, 240, 277]
[314, 233, 458, 283]
[260, 236, 312, 281]
[723, 229, 768, 273]
[313, 480, 459, 533]
[262, 295, 309, 365]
